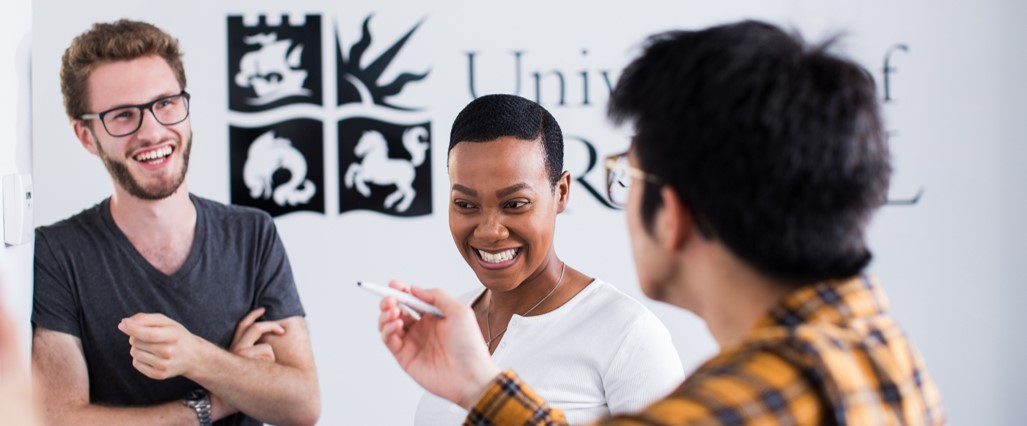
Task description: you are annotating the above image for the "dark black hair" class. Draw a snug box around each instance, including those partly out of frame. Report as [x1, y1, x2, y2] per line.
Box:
[449, 94, 563, 189]
[608, 20, 891, 285]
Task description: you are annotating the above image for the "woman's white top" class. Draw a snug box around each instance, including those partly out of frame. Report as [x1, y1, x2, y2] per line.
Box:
[414, 279, 685, 425]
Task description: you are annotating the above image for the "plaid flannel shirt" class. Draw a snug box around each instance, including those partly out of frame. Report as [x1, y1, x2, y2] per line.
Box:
[465, 275, 945, 426]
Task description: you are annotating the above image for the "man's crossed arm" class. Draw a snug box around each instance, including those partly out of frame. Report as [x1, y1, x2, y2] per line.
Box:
[33, 308, 320, 426]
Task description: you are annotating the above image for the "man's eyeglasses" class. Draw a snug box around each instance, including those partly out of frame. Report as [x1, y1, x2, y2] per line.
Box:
[603, 151, 662, 208]
[80, 91, 191, 137]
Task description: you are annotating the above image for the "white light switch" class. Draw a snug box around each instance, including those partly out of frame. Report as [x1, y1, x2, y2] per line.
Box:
[3, 174, 33, 246]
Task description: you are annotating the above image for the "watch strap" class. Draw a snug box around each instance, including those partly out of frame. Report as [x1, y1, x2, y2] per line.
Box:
[183, 389, 213, 426]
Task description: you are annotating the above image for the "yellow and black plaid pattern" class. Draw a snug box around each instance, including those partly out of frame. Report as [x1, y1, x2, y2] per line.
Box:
[465, 275, 945, 426]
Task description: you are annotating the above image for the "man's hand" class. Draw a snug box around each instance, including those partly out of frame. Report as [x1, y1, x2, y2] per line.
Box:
[230, 307, 284, 363]
[209, 307, 286, 420]
[378, 280, 501, 409]
[118, 313, 203, 381]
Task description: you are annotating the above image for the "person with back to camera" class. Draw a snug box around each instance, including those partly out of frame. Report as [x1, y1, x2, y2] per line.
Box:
[413, 94, 684, 425]
[379, 20, 946, 425]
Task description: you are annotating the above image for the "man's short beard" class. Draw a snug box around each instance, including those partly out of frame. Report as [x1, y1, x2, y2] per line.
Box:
[94, 132, 192, 201]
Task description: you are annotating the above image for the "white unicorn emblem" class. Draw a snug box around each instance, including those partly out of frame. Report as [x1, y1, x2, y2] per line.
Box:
[243, 130, 317, 206]
[344, 126, 429, 212]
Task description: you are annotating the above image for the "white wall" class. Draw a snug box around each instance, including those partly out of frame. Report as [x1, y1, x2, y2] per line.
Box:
[23, 1, 1027, 425]
[997, 0, 1027, 415]
[0, 1, 33, 366]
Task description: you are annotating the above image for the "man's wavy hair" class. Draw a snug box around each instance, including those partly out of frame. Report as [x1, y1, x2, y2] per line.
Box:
[61, 19, 186, 121]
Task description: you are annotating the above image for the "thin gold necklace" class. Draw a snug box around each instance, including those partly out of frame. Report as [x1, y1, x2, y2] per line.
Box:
[485, 261, 567, 349]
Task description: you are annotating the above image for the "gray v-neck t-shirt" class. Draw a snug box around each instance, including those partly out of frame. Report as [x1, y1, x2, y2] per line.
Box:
[33, 194, 304, 425]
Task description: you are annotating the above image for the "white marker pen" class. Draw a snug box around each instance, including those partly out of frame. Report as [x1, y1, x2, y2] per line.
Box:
[358, 281, 445, 318]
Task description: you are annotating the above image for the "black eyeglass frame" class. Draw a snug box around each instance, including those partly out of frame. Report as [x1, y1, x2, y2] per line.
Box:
[79, 91, 191, 137]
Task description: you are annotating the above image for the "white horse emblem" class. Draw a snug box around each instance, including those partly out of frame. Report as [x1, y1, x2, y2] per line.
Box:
[243, 131, 317, 206]
[344, 126, 429, 212]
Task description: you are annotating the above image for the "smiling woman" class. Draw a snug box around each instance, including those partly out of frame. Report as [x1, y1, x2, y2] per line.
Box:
[413, 94, 685, 425]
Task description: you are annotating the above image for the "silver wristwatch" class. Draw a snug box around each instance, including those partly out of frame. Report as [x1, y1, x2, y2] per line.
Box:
[183, 389, 213, 426]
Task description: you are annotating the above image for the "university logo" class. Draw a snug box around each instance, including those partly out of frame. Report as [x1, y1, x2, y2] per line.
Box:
[226, 13, 431, 218]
